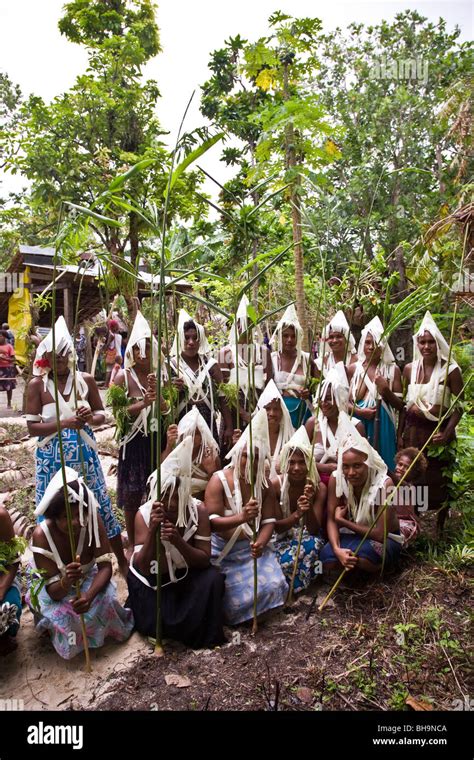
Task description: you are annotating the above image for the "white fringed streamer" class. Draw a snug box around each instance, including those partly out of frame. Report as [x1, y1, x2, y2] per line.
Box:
[334, 416, 388, 526]
[34, 466, 101, 548]
[279, 426, 320, 517]
[146, 436, 194, 528]
[256, 379, 294, 477]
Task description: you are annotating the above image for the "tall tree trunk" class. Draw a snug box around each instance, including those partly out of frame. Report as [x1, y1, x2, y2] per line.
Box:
[283, 63, 308, 349]
[388, 244, 413, 364]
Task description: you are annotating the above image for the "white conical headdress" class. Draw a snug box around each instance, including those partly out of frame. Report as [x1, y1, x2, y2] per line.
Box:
[33, 316, 74, 373]
[124, 311, 159, 371]
[319, 361, 350, 412]
[34, 466, 101, 548]
[177, 406, 219, 463]
[410, 310, 459, 412]
[413, 311, 452, 363]
[357, 316, 395, 365]
[228, 294, 250, 344]
[279, 425, 319, 517]
[170, 309, 211, 357]
[256, 378, 294, 476]
[321, 310, 356, 355]
[225, 407, 271, 505]
[270, 304, 303, 361]
[147, 436, 193, 528]
[334, 414, 387, 526]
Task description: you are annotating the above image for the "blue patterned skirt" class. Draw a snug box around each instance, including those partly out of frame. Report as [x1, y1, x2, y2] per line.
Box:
[211, 534, 288, 625]
[275, 527, 324, 593]
[36, 427, 121, 539]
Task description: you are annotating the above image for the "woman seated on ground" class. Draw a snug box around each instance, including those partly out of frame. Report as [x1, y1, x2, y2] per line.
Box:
[320, 420, 402, 579]
[127, 437, 226, 649]
[389, 447, 428, 547]
[205, 408, 288, 625]
[27, 468, 133, 660]
[272, 427, 326, 594]
[256, 379, 294, 476]
[306, 363, 365, 487]
[0, 506, 23, 656]
[162, 407, 221, 500]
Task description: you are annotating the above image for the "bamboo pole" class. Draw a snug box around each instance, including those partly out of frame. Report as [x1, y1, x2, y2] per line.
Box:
[51, 211, 91, 672]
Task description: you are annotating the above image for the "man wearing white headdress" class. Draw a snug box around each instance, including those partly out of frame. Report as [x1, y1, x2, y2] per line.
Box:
[256, 379, 294, 477]
[205, 408, 288, 624]
[126, 437, 226, 648]
[320, 420, 402, 576]
[26, 317, 127, 575]
[271, 304, 317, 427]
[306, 363, 366, 487]
[316, 310, 357, 378]
[399, 311, 464, 531]
[162, 407, 221, 499]
[272, 426, 326, 593]
[217, 294, 273, 432]
[170, 308, 233, 449]
[110, 311, 169, 551]
[26, 467, 134, 659]
[348, 316, 403, 470]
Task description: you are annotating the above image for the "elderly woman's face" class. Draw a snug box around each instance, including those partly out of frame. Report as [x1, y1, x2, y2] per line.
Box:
[132, 339, 151, 366]
[327, 331, 345, 352]
[265, 399, 283, 428]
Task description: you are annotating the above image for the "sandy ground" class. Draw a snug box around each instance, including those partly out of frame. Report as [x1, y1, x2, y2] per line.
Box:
[0, 394, 154, 711]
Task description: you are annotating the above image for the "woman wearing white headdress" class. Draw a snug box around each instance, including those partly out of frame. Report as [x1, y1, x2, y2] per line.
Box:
[256, 379, 294, 477]
[320, 420, 402, 577]
[217, 294, 273, 431]
[316, 310, 357, 378]
[170, 309, 233, 448]
[127, 437, 226, 648]
[399, 311, 464, 531]
[272, 426, 326, 593]
[348, 316, 403, 470]
[111, 311, 169, 552]
[270, 304, 317, 428]
[162, 407, 221, 499]
[205, 408, 288, 625]
[26, 467, 134, 660]
[26, 317, 127, 575]
[306, 363, 365, 487]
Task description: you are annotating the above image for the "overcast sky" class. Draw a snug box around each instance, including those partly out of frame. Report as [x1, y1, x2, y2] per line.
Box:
[0, 0, 472, 197]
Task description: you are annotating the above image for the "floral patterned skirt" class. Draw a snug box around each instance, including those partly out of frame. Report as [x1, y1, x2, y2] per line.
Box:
[275, 527, 325, 593]
[26, 565, 134, 660]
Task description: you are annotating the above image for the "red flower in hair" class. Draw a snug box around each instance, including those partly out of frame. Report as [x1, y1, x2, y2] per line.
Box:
[34, 357, 50, 369]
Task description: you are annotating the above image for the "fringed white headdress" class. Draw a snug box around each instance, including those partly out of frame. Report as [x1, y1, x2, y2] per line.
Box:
[177, 406, 219, 463]
[124, 311, 159, 371]
[34, 316, 73, 376]
[279, 426, 319, 517]
[229, 294, 250, 344]
[321, 310, 356, 356]
[225, 407, 271, 507]
[334, 415, 387, 526]
[34, 466, 101, 548]
[270, 304, 303, 362]
[147, 436, 194, 528]
[351, 316, 396, 405]
[170, 309, 211, 357]
[319, 362, 350, 412]
[409, 310, 459, 416]
[256, 379, 294, 476]
[357, 316, 395, 365]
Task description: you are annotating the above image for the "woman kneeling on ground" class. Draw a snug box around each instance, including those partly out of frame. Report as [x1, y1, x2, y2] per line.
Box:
[320, 420, 402, 579]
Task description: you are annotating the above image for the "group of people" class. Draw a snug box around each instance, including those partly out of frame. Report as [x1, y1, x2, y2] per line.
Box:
[0, 299, 465, 659]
